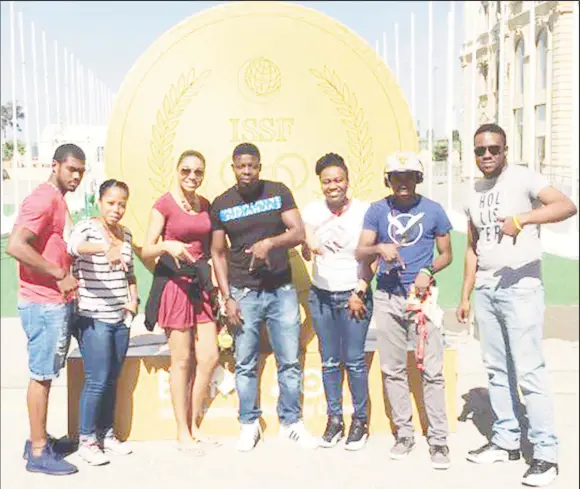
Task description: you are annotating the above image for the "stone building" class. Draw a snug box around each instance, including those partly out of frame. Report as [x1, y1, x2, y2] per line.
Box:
[459, 1, 577, 196]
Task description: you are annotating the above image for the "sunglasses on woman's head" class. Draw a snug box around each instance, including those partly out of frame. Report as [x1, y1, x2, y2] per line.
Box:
[179, 168, 204, 178]
[474, 145, 502, 157]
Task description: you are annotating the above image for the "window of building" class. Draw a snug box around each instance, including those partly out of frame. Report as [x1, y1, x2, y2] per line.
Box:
[535, 104, 547, 168]
[515, 39, 525, 97]
[478, 58, 488, 95]
[536, 30, 548, 91]
[513, 108, 524, 163]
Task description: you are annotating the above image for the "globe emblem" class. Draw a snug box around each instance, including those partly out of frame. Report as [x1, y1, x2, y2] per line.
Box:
[244, 57, 282, 97]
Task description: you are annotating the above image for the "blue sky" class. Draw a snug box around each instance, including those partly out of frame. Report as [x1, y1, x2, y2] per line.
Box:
[1, 1, 464, 141]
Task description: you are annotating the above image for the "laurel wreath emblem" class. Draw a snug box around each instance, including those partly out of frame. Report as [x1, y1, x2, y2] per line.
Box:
[148, 68, 211, 194]
[310, 67, 374, 197]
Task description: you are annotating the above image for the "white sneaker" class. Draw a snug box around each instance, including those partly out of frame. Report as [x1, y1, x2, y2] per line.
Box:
[236, 421, 261, 452]
[279, 421, 318, 449]
[521, 460, 559, 487]
[77, 440, 110, 466]
[102, 435, 132, 455]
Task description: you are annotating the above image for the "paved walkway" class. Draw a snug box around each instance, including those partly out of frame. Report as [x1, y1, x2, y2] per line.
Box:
[1, 317, 578, 489]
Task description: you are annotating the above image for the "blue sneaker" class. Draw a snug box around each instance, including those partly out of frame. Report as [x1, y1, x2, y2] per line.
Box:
[25, 445, 78, 475]
[23, 434, 57, 460]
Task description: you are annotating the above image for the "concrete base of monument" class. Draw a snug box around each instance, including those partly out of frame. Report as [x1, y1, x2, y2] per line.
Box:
[67, 332, 457, 441]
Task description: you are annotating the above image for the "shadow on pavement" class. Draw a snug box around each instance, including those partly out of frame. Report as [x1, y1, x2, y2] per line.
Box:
[458, 387, 534, 462]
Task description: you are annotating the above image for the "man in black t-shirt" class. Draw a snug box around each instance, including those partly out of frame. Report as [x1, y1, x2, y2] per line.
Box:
[210, 143, 318, 452]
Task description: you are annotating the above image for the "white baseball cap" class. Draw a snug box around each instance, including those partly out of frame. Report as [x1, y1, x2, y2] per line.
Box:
[384, 152, 424, 175]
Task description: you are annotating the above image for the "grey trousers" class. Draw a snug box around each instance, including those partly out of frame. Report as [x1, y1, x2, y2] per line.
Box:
[374, 290, 448, 445]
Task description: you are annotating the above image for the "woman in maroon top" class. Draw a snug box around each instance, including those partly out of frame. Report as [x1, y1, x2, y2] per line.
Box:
[142, 150, 219, 455]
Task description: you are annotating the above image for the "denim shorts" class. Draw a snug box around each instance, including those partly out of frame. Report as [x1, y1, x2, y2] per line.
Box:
[18, 301, 74, 381]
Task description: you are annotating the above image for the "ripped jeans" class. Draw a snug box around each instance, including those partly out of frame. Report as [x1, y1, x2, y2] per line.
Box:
[308, 286, 373, 421]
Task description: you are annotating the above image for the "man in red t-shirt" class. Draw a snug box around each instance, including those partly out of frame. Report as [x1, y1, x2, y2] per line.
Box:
[7, 144, 86, 475]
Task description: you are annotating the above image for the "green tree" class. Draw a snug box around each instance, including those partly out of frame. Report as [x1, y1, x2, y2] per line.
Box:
[1, 102, 25, 138]
[2, 140, 27, 159]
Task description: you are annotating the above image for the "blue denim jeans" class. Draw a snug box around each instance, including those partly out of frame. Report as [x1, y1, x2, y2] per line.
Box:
[18, 301, 74, 381]
[474, 285, 559, 463]
[76, 317, 130, 439]
[230, 284, 302, 426]
[308, 286, 373, 421]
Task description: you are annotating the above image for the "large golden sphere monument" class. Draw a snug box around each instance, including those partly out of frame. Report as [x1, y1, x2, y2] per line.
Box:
[105, 1, 417, 246]
[71, 2, 459, 441]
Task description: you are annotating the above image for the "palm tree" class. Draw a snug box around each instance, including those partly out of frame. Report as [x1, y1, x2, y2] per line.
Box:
[1, 102, 25, 138]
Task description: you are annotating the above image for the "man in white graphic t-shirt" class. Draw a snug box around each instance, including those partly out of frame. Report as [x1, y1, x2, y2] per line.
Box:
[457, 123, 577, 487]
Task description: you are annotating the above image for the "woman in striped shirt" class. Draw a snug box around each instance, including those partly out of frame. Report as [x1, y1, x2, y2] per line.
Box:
[68, 179, 137, 466]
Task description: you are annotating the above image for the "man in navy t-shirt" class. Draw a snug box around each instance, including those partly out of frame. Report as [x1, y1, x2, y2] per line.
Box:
[356, 152, 453, 469]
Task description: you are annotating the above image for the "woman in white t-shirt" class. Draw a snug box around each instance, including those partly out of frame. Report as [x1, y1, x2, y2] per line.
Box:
[301, 153, 373, 451]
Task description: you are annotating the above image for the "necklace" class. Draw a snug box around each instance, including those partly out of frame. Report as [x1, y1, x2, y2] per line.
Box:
[328, 198, 350, 217]
[181, 192, 199, 213]
[47, 180, 73, 237]
[98, 218, 123, 244]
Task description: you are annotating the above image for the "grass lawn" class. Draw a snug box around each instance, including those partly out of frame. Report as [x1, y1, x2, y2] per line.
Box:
[1, 231, 577, 317]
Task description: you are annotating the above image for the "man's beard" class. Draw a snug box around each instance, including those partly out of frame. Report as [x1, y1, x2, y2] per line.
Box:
[237, 179, 263, 201]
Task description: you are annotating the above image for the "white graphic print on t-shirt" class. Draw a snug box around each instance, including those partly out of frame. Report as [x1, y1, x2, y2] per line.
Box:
[316, 218, 351, 253]
[302, 199, 369, 292]
[477, 189, 501, 244]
